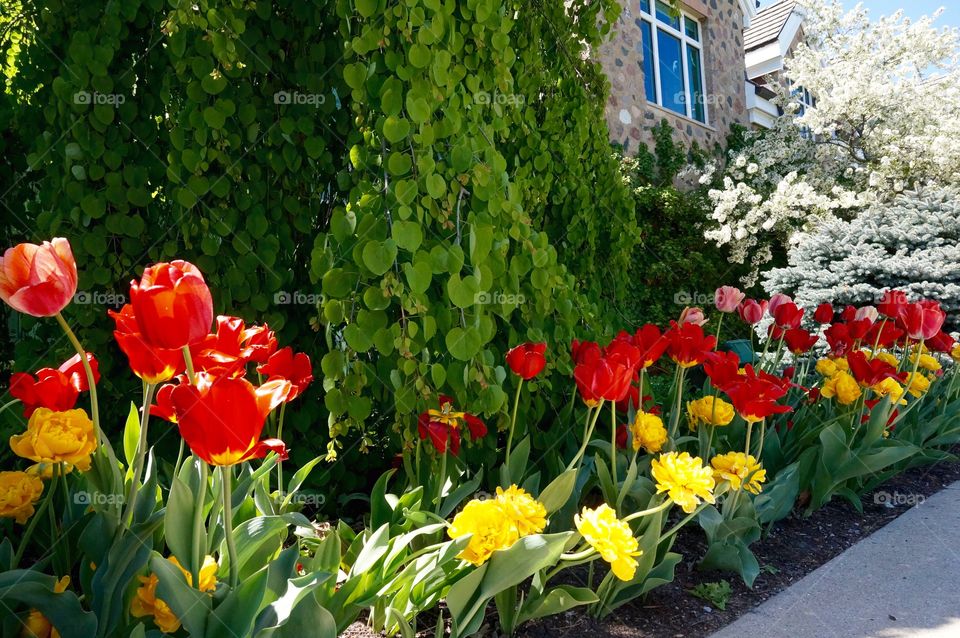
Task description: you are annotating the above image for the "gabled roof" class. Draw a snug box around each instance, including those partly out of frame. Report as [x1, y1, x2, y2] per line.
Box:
[744, 0, 796, 52]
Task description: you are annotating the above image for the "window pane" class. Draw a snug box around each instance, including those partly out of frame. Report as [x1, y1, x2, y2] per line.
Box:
[684, 17, 700, 41]
[686, 44, 705, 122]
[655, 1, 681, 30]
[657, 29, 686, 116]
[640, 20, 656, 102]
[639, 0, 650, 13]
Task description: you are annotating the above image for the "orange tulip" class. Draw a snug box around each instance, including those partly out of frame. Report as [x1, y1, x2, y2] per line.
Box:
[130, 261, 213, 349]
[109, 304, 185, 384]
[168, 372, 290, 466]
[0, 238, 77, 316]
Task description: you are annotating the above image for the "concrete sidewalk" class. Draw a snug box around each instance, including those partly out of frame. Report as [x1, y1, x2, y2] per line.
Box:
[710, 481, 960, 638]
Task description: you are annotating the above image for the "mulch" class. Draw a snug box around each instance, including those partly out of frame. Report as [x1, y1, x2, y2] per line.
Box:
[341, 452, 960, 637]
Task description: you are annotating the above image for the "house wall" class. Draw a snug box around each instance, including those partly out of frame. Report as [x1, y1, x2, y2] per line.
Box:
[600, 0, 750, 153]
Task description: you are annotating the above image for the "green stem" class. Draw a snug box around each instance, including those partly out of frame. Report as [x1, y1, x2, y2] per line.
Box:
[566, 401, 605, 470]
[182, 346, 197, 384]
[435, 450, 447, 513]
[122, 382, 156, 527]
[221, 465, 239, 589]
[191, 461, 208, 586]
[744, 421, 754, 457]
[13, 463, 59, 568]
[559, 547, 597, 561]
[55, 312, 103, 445]
[755, 419, 766, 461]
[668, 367, 687, 444]
[715, 313, 724, 347]
[0, 399, 19, 416]
[505, 378, 523, 467]
[610, 401, 618, 483]
[623, 498, 671, 522]
[659, 502, 710, 543]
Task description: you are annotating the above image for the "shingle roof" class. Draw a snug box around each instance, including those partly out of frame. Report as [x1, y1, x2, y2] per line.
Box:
[744, 0, 796, 52]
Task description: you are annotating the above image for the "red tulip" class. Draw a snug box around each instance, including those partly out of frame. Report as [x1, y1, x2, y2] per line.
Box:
[877, 290, 909, 320]
[130, 261, 214, 349]
[825, 323, 853, 357]
[840, 305, 857, 322]
[616, 423, 628, 450]
[506, 342, 547, 380]
[257, 347, 314, 401]
[632, 324, 670, 369]
[927, 331, 956, 353]
[150, 382, 178, 422]
[864, 321, 904, 350]
[737, 299, 767, 325]
[899, 301, 946, 341]
[574, 355, 634, 405]
[768, 293, 793, 315]
[813, 303, 834, 324]
[241, 323, 278, 363]
[847, 351, 900, 387]
[417, 396, 485, 455]
[704, 350, 742, 392]
[571, 339, 602, 365]
[169, 372, 290, 466]
[715, 286, 746, 313]
[604, 338, 643, 372]
[723, 367, 792, 423]
[110, 304, 185, 384]
[784, 328, 818, 355]
[773, 302, 803, 330]
[847, 318, 872, 341]
[0, 238, 78, 317]
[665, 321, 717, 369]
[8, 354, 99, 417]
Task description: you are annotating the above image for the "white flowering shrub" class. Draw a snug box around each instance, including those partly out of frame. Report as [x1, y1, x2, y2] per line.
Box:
[705, 0, 960, 280]
[762, 187, 960, 329]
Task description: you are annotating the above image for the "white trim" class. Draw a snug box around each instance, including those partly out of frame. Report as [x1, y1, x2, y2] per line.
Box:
[745, 80, 779, 129]
[745, 7, 805, 81]
[739, 0, 757, 28]
[638, 1, 708, 124]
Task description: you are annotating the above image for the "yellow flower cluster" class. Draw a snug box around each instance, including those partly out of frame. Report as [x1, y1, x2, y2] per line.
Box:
[909, 353, 941, 372]
[629, 411, 668, 453]
[130, 555, 218, 634]
[574, 504, 641, 581]
[0, 470, 44, 524]
[21, 576, 70, 638]
[710, 452, 766, 494]
[904, 372, 931, 398]
[651, 452, 715, 513]
[10, 408, 97, 474]
[871, 378, 907, 405]
[448, 485, 546, 566]
[687, 396, 735, 430]
[821, 370, 861, 405]
[816, 357, 849, 377]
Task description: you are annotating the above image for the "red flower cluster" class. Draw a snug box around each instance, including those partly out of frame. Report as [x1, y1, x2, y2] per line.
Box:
[9, 354, 99, 417]
[706, 357, 792, 424]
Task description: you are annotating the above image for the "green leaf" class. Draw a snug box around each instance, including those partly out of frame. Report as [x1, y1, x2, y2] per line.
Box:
[383, 116, 411, 143]
[356, 0, 378, 18]
[404, 261, 432, 294]
[392, 220, 423, 252]
[537, 469, 578, 514]
[152, 554, 211, 636]
[0, 571, 97, 638]
[362, 239, 398, 275]
[516, 586, 598, 625]
[446, 274, 480, 308]
[122, 401, 140, 474]
[426, 173, 446, 199]
[445, 327, 482, 361]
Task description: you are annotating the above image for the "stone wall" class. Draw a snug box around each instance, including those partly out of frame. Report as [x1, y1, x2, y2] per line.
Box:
[599, 0, 750, 154]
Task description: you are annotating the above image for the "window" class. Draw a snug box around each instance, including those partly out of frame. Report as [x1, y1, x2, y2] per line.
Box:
[637, 1, 708, 124]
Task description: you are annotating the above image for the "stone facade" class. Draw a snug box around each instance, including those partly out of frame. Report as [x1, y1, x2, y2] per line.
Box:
[599, 0, 750, 154]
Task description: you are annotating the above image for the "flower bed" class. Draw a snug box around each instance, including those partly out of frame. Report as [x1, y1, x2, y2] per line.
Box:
[1, 238, 959, 637]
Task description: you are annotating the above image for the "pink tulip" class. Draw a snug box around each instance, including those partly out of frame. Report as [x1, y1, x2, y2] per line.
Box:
[714, 286, 746, 313]
[768, 293, 793, 315]
[679, 306, 708, 326]
[0, 238, 78, 317]
[737, 299, 767, 325]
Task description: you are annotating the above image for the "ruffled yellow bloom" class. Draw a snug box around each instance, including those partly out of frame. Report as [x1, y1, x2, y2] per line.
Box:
[495, 485, 547, 537]
[10, 408, 96, 473]
[909, 353, 941, 372]
[0, 471, 44, 524]
[630, 411, 668, 453]
[821, 371, 862, 405]
[574, 504, 641, 581]
[710, 452, 766, 494]
[131, 555, 218, 633]
[816, 357, 848, 377]
[21, 576, 70, 638]
[686, 396, 735, 430]
[904, 372, 931, 398]
[651, 452, 715, 513]
[951, 344, 960, 363]
[867, 350, 900, 368]
[871, 378, 907, 405]
[448, 499, 518, 566]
